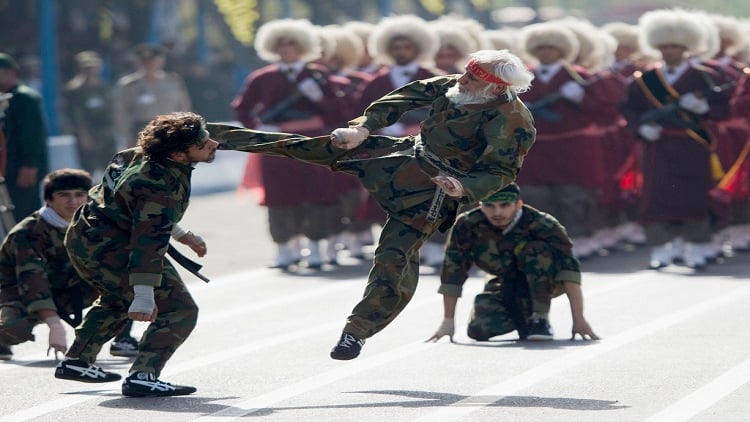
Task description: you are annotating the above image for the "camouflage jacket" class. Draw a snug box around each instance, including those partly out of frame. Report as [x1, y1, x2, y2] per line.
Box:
[0, 212, 84, 313]
[352, 75, 535, 201]
[72, 147, 193, 287]
[438, 204, 581, 297]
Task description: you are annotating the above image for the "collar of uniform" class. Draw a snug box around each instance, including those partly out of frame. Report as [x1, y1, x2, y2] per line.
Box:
[390, 62, 419, 77]
[502, 207, 523, 235]
[163, 157, 196, 173]
[535, 62, 561, 82]
[278, 61, 305, 75]
[662, 60, 688, 76]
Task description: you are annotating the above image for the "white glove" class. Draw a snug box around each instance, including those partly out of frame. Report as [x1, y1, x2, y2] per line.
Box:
[45, 316, 67, 355]
[638, 124, 662, 142]
[128, 284, 155, 315]
[559, 81, 585, 103]
[330, 126, 370, 150]
[678, 92, 709, 114]
[256, 124, 281, 132]
[297, 77, 324, 103]
[378, 122, 406, 136]
[428, 318, 455, 342]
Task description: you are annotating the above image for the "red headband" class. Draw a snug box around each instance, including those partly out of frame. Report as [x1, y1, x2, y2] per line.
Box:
[466, 58, 509, 86]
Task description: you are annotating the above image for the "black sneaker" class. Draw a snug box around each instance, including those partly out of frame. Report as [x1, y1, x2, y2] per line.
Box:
[110, 336, 139, 357]
[55, 359, 122, 382]
[0, 344, 11, 360]
[527, 318, 554, 341]
[330, 332, 365, 360]
[122, 371, 197, 397]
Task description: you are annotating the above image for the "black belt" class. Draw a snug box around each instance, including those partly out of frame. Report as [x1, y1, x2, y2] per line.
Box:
[86, 206, 209, 282]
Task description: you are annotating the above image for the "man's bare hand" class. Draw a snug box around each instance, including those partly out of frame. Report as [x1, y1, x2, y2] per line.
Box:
[571, 318, 600, 340]
[431, 176, 465, 197]
[178, 231, 207, 257]
[330, 126, 369, 150]
[426, 318, 455, 342]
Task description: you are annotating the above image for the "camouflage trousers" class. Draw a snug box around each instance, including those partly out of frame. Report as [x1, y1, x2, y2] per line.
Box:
[0, 282, 108, 347]
[467, 240, 564, 341]
[66, 231, 198, 375]
[344, 216, 433, 338]
[210, 126, 453, 337]
[0, 301, 37, 345]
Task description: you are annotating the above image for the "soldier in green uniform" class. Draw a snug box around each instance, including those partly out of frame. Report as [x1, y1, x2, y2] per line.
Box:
[113, 44, 192, 150]
[0, 169, 98, 359]
[427, 183, 599, 343]
[54, 112, 217, 397]
[209, 49, 537, 360]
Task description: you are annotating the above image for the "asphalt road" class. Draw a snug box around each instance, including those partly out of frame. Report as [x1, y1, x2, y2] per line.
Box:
[1, 181, 749, 422]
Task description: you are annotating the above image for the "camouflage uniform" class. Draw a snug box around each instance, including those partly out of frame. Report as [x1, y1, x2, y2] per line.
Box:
[210, 74, 536, 339]
[439, 204, 581, 340]
[64, 147, 198, 375]
[0, 212, 97, 345]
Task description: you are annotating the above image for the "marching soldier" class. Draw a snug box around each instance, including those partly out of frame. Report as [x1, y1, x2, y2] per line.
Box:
[620, 9, 732, 270]
[232, 19, 349, 270]
[516, 22, 608, 259]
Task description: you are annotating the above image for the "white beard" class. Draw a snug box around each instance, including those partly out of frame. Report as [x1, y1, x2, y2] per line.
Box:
[445, 83, 497, 105]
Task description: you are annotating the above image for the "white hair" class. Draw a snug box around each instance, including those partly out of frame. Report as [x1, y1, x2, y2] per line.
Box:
[469, 49, 534, 99]
[445, 83, 498, 105]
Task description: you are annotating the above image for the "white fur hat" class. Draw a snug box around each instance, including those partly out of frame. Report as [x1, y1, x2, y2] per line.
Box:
[638, 9, 705, 58]
[522, 22, 580, 63]
[430, 23, 478, 57]
[691, 10, 721, 60]
[325, 25, 365, 69]
[711, 14, 748, 57]
[343, 21, 375, 44]
[316, 26, 338, 62]
[601, 22, 640, 52]
[254, 19, 321, 63]
[368, 15, 439, 65]
[434, 15, 493, 51]
[556, 18, 603, 69]
[483, 29, 521, 53]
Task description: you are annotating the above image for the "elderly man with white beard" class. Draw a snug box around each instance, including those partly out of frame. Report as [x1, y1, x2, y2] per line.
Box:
[208, 49, 537, 360]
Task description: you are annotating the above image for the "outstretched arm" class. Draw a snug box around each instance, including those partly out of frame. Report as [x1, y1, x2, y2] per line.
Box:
[207, 123, 298, 152]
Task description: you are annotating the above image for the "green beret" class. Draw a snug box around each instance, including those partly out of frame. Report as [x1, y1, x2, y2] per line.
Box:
[482, 183, 521, 203]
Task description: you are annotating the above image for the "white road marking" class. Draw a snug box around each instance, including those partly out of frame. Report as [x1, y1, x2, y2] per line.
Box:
[0, 290, 439, 422]
[644, 357, 750, 422]
[0, 269, 355, 374]
[409, 285, 750, 422]
[191, 341, 437, 421]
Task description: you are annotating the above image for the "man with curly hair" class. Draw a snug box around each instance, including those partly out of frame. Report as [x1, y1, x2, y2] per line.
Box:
[54, 112, 217, 397]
